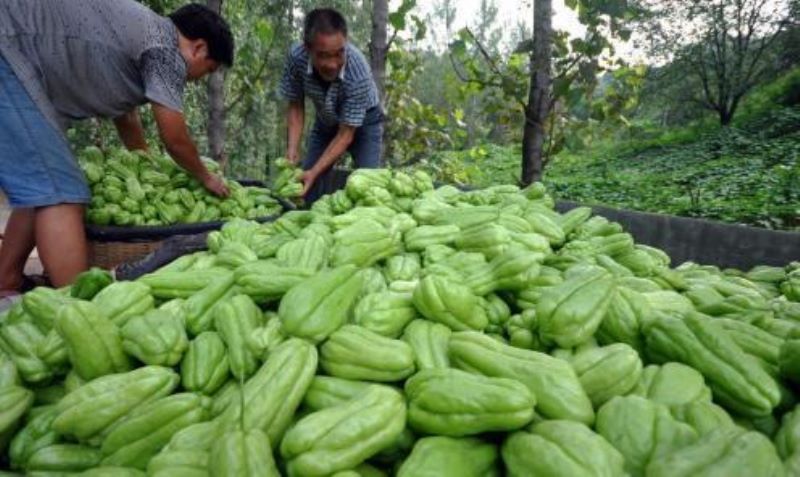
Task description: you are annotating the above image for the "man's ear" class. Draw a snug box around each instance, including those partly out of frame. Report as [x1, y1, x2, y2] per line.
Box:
[193, 39, 209, 59]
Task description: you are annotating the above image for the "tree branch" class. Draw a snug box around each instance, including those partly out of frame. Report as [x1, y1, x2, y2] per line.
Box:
[553, 55, 583, 81]
[449, 30, 530, 114]
[447, 51, 469, 82]
[687, 48, 719, 112]
[386, 27, 400, 52]
[464, 27, 506, 79]
[447, 52, 506, 91]
[225, 56, 271, 114]
[738, 10, 787, 96]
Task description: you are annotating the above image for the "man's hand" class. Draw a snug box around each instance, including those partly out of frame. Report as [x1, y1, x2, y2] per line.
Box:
[301, 170, 318, 197]
[202, 173, 230, 198]
[301, 125, 355, 198]
[152, 102, 228, 196]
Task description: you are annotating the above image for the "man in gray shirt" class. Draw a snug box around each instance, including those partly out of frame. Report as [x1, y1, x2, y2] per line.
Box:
[0, 1, 234, 295]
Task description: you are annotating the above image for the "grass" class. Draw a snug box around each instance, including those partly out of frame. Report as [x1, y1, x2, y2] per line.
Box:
[420, 99, 800, 230]
[545, 117, 800, 230]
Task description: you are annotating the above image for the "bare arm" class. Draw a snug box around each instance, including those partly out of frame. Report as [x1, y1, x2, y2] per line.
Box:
[151, 102, 229, 197]
[112, 110, 148, 151]
[301, 124, 355, 196]
[286, 100, 305, 164]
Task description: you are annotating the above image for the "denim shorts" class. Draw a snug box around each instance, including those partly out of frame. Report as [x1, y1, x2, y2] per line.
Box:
[0, 54, 90, 208]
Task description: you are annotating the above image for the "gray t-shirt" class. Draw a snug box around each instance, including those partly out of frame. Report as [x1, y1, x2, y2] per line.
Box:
[0, 0, 187, 133]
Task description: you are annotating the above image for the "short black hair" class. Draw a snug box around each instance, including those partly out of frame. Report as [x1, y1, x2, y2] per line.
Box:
[169, 4, 234, 67]
[303, 8, 348, 45]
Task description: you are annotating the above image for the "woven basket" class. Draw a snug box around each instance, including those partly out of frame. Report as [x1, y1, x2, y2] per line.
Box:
[88, 239, 163, 270]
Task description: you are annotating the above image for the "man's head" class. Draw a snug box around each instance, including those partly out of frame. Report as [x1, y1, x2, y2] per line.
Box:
[303, 8, 348, 82]
[169, 4, 234, 81]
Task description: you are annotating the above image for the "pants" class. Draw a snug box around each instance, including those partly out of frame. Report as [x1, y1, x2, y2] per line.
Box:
[302, 107, 384, 203]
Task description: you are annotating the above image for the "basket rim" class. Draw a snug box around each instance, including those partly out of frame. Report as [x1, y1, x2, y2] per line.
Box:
[85, 213, 281, 242]
[84, 180, 295, 241]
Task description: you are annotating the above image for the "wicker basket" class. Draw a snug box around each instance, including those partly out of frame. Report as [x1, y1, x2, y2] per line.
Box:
[82, 178, 295, 271]
[88, 239, 164, 270]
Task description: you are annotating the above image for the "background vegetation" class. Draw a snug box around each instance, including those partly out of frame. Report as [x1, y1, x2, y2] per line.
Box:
[69, 0, 800, 230]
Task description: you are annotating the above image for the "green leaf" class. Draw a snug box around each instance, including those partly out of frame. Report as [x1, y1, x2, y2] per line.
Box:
[412, 15, 427, 41]
[449, 38, 467, 56]
[553, 77, 574, 99]
[389, 11, 406, 30]
[399, 0, 417, 14]
[389, 0, 417, 31]
[254, 19, 273, 47]
[567, 86, 587, 109]
[596, 0, 627, 17]
[514, 39, 535, 54]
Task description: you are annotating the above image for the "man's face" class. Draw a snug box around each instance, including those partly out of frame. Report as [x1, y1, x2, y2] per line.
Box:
[308, 32, 346, 82]
[186, 41, 220, 81]
[187, 57, 220, 81]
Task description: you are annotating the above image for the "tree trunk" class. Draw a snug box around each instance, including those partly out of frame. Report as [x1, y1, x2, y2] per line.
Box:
[719, 108, 733, 126]
[370, 0, 389, 164]
[207, 0, 226, 166]
[369, 0, 388, 105]
[521, 0, 552, 185]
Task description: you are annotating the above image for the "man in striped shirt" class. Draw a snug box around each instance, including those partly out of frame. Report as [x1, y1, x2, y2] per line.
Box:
[279, 8, 383, 202]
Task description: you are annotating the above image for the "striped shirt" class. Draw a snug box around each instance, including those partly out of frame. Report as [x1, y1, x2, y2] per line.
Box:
[279, 42, 380, 128]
